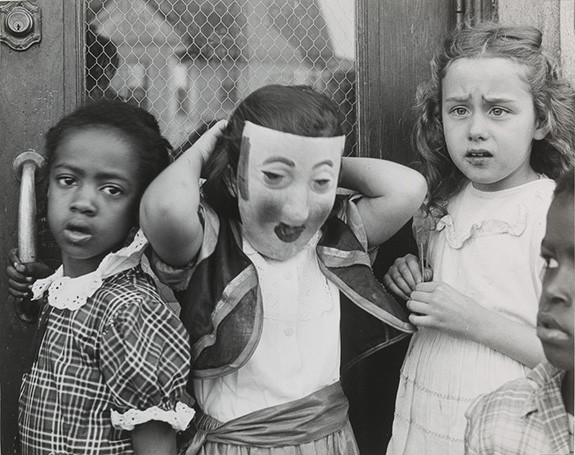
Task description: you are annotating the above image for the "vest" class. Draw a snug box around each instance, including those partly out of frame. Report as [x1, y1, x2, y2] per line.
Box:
[173, 196, 415, 380]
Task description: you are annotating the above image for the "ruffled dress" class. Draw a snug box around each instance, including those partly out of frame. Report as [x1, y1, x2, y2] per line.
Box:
[386, 178, 555, 455]
[18, 231, 194, 455]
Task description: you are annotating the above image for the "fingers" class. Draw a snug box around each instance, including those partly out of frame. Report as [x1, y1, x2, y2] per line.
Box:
[408, 311, 431, 328]
[196, 120, 228, 154]
[7, 248, 26, 273]
[423, 266, 433, 282]
[382, 274, 410, 301]
[383, 254, 422, 298]
[402, 253, 424, 285]
[406, 298, 429, 315]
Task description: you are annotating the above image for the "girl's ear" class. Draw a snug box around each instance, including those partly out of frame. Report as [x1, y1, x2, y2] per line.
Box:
[533, 116, 549, 141]
[224, 165, 237, 198]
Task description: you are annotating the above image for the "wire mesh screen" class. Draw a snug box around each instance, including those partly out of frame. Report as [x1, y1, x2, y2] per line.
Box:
[85, 0, 357, 157]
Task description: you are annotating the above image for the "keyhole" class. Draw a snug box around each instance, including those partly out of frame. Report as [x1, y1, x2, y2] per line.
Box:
[6, 8, 33, 36]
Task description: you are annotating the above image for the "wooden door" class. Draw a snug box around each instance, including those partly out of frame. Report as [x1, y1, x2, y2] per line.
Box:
[0, 2, 83, 452]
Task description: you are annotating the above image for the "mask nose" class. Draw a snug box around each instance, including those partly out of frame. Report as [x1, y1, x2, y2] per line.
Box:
[282, 186, 310, 226]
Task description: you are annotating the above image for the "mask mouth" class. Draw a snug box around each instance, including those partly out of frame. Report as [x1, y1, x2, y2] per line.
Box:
[274, 223, 306, 243]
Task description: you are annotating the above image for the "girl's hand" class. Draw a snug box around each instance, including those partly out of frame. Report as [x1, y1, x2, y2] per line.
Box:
[407, 281, 546, 367]
[5, 248, 53, 299]
[383, 253, 433, 300]
[184, 119, 227, 166]
[407, 281, 481, 340]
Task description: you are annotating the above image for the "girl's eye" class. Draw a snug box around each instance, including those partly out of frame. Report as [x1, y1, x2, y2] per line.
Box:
[56, 176, 76, 186]
[490, 107, 509, 118]
[102, 185, 123, 196]
[543, 257, 559, 269]
[450, 107, 468, 117]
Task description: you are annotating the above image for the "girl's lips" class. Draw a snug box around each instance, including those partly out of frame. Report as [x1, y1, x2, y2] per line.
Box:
[465, 149, 492, 158]
[537, 325, 570, 343]
[465, 149, 492, 165]
[63, 224, 92, 244]
[274, 223, 305, 243]
[537, 315, 570, 343]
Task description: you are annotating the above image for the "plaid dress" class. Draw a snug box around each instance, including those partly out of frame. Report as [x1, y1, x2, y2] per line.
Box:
[18, 266, 191, 455]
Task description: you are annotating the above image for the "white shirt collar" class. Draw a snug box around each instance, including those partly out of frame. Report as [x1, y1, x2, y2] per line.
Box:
[31, 229, 148, 311]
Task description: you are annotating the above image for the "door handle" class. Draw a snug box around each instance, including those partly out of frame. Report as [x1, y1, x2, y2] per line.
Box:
[12, 150, 45, 322]
[13, 150, 46, 262]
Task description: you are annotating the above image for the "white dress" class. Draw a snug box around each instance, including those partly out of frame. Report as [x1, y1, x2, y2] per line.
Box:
[386, 178, 555, 455]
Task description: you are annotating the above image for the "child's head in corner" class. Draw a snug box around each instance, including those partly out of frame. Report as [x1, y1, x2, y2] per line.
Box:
[45, 100, 171, 277]
[537, 167, 574, 376]
[202, 84, 346, 260]
[416, 22, 575, 214]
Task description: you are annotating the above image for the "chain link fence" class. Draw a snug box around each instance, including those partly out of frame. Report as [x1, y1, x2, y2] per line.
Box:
[85, 0, 357, 157]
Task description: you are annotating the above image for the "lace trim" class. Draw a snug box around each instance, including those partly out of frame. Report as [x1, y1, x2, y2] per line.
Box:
[31, 229, 148, 311]
[435, 204, 527, 249]
[111, 401, 195, 431]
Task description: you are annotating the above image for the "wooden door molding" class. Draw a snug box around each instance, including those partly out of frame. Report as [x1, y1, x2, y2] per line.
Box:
[356, 0, 455, 164]
[0, 1, 84, 452]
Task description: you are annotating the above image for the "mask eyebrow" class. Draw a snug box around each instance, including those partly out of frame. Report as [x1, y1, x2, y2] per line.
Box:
[262, 156, 295, 167]
[313, 159, 334, 169]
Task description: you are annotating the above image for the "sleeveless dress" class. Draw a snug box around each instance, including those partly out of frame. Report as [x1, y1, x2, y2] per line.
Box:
[386, 178, 555, 455]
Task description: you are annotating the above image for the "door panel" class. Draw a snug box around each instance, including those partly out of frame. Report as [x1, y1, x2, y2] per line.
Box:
[0, 2, 82, 452]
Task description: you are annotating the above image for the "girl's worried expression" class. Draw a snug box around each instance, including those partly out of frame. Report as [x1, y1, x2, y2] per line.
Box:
[442, 57, 546, 191]
[237, 123, 344, 261]
[48, 127, 141, 277]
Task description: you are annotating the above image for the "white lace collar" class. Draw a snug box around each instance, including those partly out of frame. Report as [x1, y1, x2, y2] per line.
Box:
[31, 229, 149, 311]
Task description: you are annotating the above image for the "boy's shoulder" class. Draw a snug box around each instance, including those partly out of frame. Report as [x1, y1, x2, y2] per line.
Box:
[469, 362, 561, 418]
[466, 362, 569, 454]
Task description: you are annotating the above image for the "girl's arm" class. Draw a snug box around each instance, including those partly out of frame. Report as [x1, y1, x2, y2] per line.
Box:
[131, 421, 176, 455]
[139, 121, 226, 267]
[408, 282, 545, 368]
[339, 157, 427, 248]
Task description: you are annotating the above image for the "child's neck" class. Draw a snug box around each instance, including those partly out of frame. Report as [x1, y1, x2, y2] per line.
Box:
[62, 254, 107, 278]
[562, 370, 574, 415]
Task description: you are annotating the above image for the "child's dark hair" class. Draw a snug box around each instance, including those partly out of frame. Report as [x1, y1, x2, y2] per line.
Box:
[554, 167, 574, 200]
[415, 22, 575, 215]
[202, 84, 343, 220]
[45, 100, 172, 201]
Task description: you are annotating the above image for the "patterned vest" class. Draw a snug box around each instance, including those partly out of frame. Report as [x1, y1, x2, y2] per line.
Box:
[174, 201, 415, 380]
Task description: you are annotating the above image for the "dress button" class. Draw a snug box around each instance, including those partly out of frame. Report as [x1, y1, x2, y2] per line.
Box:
[284, 328, 294, 336]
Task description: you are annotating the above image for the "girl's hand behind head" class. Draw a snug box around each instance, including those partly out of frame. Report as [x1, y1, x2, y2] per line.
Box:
[187, 119, 228, 169]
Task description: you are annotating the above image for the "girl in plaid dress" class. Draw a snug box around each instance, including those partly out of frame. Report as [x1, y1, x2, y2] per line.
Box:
[7, 101, 194, 454]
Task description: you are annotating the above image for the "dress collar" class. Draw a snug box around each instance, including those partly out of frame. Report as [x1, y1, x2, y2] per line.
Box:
[31, 229, 148, 311]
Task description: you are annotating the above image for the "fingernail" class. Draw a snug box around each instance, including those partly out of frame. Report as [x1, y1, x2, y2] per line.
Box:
[26, 277, 33, 282]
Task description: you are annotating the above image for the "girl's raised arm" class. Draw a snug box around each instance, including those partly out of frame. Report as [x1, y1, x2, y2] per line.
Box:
[339, 157, 427, 249]
[140, 121, 226, 267]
